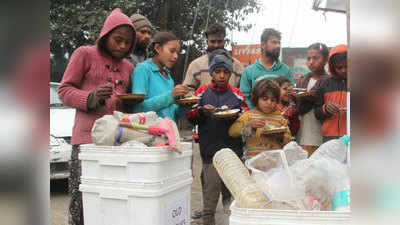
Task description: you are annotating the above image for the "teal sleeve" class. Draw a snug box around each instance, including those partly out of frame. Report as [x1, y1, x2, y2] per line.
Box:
[286, 67, 295, 86]
[132, 66, 175, 113]
[131, 65, 148, 95]
[239, 69, 254, 109]
[175, 104, 190, 121]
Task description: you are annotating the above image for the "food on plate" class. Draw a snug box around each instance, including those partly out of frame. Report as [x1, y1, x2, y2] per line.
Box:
[261, 123, 286, 135]
[176, 96, 200, 105]
[214, 109, 240, 118]
[221, 105, 229, 110]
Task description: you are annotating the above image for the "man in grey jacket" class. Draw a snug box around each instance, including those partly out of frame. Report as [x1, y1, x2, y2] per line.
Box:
[183, 23, 244, 89]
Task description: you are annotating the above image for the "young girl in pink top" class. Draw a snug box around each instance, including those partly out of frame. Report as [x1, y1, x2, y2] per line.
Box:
[58, 9, 136, 225]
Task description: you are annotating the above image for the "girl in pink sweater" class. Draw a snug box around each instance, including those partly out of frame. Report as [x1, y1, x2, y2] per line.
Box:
[58, 8, 136, 225]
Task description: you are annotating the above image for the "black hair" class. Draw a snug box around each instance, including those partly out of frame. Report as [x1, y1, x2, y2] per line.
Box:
[308, 42, 329, 60]
[329, 52, 347, 72]
[205, 23, 226, 38]
[148, 31, 178, 57]
[260, 28, 281, 43]
[250, 79, 280, 108]
[273, 76, 291, 87]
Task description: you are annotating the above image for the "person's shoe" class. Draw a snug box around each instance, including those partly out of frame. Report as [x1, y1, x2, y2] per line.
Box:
[191, 209, 202, 219]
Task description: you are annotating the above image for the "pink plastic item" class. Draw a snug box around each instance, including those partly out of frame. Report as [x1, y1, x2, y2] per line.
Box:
[147, 125, 168, 135]
[159, 118, 177, 151]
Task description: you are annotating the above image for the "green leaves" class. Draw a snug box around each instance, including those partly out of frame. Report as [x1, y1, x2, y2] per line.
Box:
[50, 0, 260, 80]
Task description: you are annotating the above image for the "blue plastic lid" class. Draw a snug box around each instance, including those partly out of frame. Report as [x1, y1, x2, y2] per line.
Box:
[339, 135, 350, 146]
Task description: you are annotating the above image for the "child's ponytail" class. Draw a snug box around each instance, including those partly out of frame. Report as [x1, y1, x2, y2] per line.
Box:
[148, 31, 178, 58]
[148, 41, 158, 58]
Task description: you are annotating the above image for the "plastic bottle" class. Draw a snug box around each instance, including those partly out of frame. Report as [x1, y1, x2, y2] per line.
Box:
[310, 135, 350, 163]
[332, 176, 351, 211]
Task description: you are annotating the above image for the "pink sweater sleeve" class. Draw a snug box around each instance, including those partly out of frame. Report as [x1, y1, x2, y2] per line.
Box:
[58, 47, 92, 111]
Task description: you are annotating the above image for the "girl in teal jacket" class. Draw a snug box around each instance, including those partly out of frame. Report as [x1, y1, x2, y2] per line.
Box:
[131, 32, 189, 121]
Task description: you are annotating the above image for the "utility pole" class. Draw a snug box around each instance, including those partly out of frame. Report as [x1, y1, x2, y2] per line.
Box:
[160, 0, 169, 31]
[346, 0, 350, 90]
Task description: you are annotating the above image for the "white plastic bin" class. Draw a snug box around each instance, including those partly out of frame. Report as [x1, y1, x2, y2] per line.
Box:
[79, 142, 192, 182]
[80, 172, 193, 225]
[229, 201, 351, 225]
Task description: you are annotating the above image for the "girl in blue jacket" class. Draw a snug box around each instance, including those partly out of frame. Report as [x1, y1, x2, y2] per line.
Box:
[131, 32, 189, 121]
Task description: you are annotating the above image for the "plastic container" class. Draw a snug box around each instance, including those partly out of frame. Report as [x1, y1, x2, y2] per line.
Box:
[229, 201, 351, 225]
[332, 177, 351, 211]
[310, 135, 350, 163]
[80, 172, 193, 225]
[79, 142, 192, 182]
[213, 148, 270, 209]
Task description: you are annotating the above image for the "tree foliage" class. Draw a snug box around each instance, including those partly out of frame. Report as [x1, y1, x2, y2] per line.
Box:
[50, 0, 260, 81]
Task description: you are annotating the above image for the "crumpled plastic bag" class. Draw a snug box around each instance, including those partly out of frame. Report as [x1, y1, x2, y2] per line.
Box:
[91, 111, 166, 146]
[283, 141, 308, 166]
[246, 150, 307, 210]
[290, 157, 348, 210]
[245, 142, 347, 211]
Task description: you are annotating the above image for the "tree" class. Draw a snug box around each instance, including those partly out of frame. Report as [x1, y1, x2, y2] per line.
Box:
[50, 0, 260, 82]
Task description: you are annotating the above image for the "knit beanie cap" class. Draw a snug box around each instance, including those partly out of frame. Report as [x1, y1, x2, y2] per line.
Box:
[130, 14, 152, 30]
[209, 55, 233, 74]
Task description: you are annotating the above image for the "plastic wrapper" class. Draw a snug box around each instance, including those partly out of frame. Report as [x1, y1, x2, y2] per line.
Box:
[246, 150, 307, 210]
[309, 136, 349, 164]
[283, 141, 308, 166]
[91, 111, 175, 146]
[113, 111, 159, 126]
[290, 157, 348, 211]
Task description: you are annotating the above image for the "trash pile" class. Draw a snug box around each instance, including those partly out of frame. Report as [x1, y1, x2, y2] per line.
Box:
[214, 135, 351, 211]
[90, 111, 182, 152]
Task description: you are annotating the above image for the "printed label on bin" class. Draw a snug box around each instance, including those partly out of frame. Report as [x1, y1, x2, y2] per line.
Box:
[165, 195, 188, 225]
[332, 190, 350, 210]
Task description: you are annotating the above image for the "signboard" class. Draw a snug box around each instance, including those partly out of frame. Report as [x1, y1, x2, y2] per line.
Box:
[293, 58, 311, 79]
[232, 44, 261, 67]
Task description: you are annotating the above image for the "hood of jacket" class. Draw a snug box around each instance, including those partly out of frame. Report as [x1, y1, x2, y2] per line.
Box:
[96, 8, 137, 58]
[328, 44, 347, 79]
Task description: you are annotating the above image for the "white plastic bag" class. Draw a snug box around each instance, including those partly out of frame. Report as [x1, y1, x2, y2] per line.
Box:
[290, 157, 348, 210]
[283, 141, 308, 166]
[246, 150, 306, 210]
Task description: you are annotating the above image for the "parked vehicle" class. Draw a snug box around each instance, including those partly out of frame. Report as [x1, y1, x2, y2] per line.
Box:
[50, 82, 75, 180]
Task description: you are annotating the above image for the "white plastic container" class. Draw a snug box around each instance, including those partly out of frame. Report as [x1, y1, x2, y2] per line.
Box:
[80, 172, 193, 225]
[310, 135, 350, 164]
[229, 201, 351, 225]
[79, 142, 192, 182]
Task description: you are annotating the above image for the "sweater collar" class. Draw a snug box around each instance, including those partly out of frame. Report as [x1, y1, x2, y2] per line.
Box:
[148, 59, 170, 74]
[256, 58, 280, 71]
[209, 81, 230, 91]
